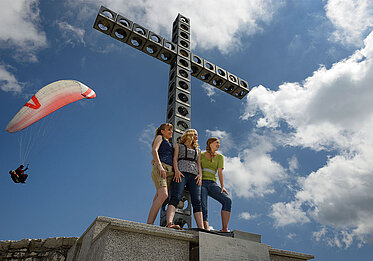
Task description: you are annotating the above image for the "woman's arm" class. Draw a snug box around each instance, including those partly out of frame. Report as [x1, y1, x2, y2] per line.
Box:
[173, 144, 184, 182]
[217, 168, 228, 194]
[152, 135, 166, 178]
[195, 149, 202, 186]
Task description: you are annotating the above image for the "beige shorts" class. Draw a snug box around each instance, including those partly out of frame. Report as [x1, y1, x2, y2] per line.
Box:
[151, 162, 174, 190]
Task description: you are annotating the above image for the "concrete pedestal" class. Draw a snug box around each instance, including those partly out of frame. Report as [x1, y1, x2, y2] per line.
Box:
[67, 216, 197, 261]
[66, 216, 314, 261]
[198, 232, 270, 260]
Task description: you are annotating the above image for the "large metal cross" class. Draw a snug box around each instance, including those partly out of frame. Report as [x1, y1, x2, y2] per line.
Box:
[93, 6, 249, 228]
[93, 6, 249, 144]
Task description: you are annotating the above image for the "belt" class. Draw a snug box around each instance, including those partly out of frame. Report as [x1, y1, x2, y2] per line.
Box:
[202, 168, 216, 175]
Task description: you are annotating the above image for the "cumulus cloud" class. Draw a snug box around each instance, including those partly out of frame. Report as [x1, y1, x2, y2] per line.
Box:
[245, 32, 373, 247]
[0, 66, 22, 93]
[204, 129, 285, 198]
[239, 211, 259, 220]
[270, 201, 310, 227]
[239, 212, 252, 220]
[224, 134, 286, 198]
[243, 32, 373, 151]
[69, 0, 283, 54]
[204, 129, 287, 198]
[0, 0, 47, 61]
[325, 0, 373, 46]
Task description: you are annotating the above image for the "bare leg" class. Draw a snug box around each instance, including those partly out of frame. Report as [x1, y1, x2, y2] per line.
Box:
[166, 204, 176, 225]
[147, 187, 168, 224]
[221, 210, 231, 232]
[194, 211, 204, 229]
[203, 221, 210, 230]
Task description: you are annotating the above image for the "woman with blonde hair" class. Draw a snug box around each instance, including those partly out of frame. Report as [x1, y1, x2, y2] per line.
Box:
[165, 129, 204, 229]
[147, 123, 174, 225]
[201, 137, 231, 232]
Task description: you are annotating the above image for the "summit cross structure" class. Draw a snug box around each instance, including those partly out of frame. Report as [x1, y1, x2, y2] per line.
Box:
[93, 6, 250, 144]
[93, 6, 250, 228]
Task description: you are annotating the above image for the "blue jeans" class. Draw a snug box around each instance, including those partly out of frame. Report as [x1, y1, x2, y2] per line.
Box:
[201, 180, 232, 221]
[169, 172, 202, 213]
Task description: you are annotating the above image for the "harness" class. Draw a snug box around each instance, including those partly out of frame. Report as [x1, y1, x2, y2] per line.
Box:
[177, 144, 197, 162]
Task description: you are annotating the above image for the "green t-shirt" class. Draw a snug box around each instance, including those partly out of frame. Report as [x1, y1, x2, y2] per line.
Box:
[201, 152, 224, 182]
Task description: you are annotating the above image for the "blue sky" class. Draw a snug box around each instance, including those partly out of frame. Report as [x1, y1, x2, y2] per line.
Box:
[1, 0, 373, 260]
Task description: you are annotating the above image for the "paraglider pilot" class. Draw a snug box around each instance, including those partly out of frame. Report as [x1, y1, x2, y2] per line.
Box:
[9, 164, 29, 183]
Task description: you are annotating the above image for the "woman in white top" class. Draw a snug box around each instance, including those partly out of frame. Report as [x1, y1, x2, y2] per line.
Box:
[165, 129, 204, 229]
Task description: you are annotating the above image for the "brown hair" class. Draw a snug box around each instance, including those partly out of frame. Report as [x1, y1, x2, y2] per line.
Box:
[179, 129, 199, 149]
[152, 123, 173, 146]
[206, 137, 219, 162]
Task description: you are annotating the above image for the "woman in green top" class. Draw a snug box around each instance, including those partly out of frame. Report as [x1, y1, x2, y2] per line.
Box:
[201, 137, 232, 232]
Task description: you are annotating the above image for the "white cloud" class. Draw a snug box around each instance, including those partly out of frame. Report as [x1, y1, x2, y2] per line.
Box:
[139, 124, 156, 150]
[239, 211, 257, 220]
[204, 129, 286, 198]
[244, 32, 373, 151]
[205, 129, 234, 154]
[314, 229, 358, 249]
[69, 0, 283, 54]
[0, 0, 47, 61]
[313, 227, 327, 242]
[57, 21, 86, 46]
[239, 212, 251, 220]
[325, 0, 373, 47]
[270, 201, 310, 227]
[202, 83, 217, 102]
[287, 155, 299, 173]
[224, 134, 286, 198]
[0, 66, 22, 92]
[204, 130, 286, 198]
[245, 32, 373, 247]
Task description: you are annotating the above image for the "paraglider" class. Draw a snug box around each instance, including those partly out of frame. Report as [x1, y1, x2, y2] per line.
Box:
[9, 164, 29, 183]
[6, 80, 96, 183]
[6, 80, 96, 133]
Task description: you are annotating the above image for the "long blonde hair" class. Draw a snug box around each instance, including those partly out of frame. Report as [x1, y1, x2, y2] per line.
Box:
[206, 137, 219, 162]
[179, 129, 199, 149]
[152, 123, 173, 146]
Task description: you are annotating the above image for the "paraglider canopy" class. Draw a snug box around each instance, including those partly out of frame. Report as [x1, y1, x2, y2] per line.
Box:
[6, 80, 96, 133]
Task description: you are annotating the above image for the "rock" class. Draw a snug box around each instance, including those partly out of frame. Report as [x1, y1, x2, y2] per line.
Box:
[43, 237, 63, 249]
[29, 238, 44, 250]
[10, 239, 31, 249]
[0, 241, 11, 251]
[62, 237, 79, 247]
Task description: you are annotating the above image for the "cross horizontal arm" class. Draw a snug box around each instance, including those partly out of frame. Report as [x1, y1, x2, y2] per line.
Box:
[93, 6, 250, 99]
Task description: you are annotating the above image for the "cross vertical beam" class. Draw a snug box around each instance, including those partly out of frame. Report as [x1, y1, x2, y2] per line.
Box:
[167, 14, 192, 144]
[161, 14, 193, 228]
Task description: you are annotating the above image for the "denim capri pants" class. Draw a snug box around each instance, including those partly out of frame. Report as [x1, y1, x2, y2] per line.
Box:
[201, 180, 232, 221]
[169, 172, 202, 213]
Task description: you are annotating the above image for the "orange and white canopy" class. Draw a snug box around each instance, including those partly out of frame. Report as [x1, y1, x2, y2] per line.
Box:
[6, 80, 96, 133]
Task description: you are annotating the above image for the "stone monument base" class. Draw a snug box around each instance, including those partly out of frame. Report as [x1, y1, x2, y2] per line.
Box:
[66, 216, 314, 261]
